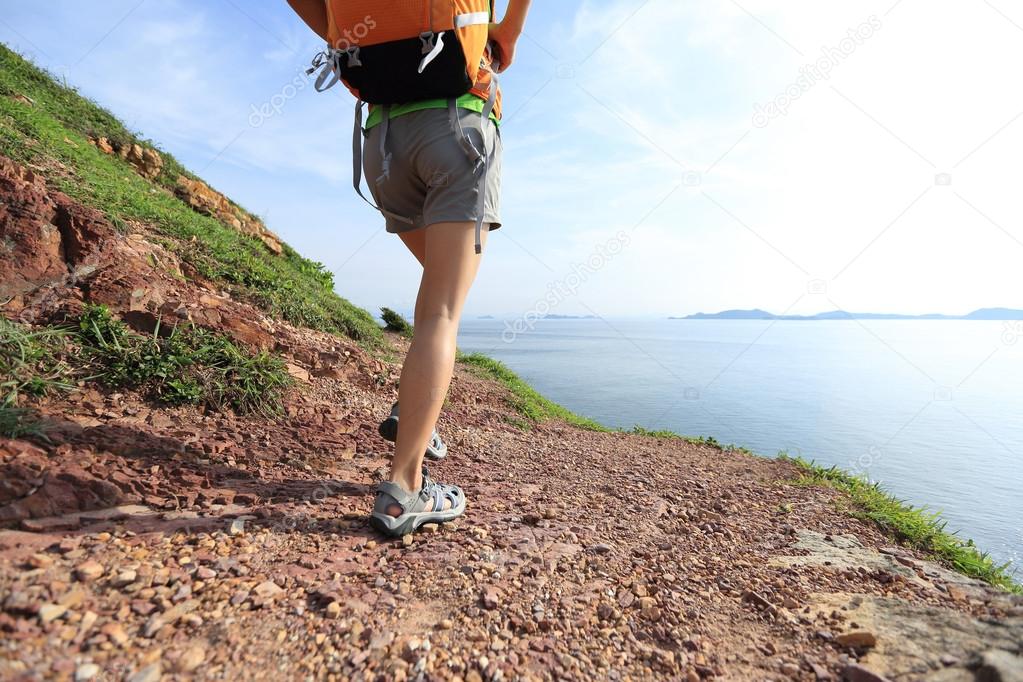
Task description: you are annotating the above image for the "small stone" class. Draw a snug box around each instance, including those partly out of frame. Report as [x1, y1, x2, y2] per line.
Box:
[588, 543, 613, 555]
[835, 631, 877, 649]
[253, 580, 284, 599]
[102, 622, 129, 646]
[228, 518, 246, 536]
[781, 662, 800, 676]
[176, 645, 206, 673]
[481, 587, 501, 610]
[438, 618, 453, 630]
[126, 663, 161, 682]
[74, 560, 104, 582]
[113, 569, 137, 587]
[402, 534, 414, 547]
[841, 663, 891, 682]
[326, 601, 342, 619]
[75, 663, 100, 681]
[197, 567, 216, 580]
[421, 523, 440, 534]
[38, 604, 67, 623]
[27, 553, 54, 569]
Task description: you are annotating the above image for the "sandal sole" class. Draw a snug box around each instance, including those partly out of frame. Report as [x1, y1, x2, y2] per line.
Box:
[369, 503, 466, 537]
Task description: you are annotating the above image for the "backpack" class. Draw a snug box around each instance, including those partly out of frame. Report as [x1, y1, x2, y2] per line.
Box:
[307, 0, 501, 254]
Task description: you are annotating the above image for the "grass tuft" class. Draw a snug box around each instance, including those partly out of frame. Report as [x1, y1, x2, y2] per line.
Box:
[76, 305, 293, 415]
[0, 316, 75, 437]
[780, 453, 1020, 593]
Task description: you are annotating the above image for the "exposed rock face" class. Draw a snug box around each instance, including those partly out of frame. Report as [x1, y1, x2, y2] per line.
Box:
[90, 137, 163, 179]
[174, 175, 283, 255]
[0, 154, 272, 350]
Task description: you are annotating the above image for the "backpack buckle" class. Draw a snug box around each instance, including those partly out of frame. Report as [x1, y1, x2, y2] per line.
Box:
[419, 31, 436, 54]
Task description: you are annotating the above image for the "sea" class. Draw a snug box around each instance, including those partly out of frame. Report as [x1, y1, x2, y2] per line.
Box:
[457, 318, 1023, 574]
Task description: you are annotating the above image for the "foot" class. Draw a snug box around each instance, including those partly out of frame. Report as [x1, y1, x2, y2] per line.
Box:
[370, 470, 466, 537]
[385, 469, 453, 517]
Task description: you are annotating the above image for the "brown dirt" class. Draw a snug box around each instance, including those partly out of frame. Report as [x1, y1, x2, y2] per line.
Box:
[1, 155, 1021, 681]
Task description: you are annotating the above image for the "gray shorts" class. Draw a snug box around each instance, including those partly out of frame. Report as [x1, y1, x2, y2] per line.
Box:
[362, 107, 502, 234]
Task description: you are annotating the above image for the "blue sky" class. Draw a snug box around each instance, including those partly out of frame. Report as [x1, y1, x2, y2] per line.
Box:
[2, 0, 1022, 319]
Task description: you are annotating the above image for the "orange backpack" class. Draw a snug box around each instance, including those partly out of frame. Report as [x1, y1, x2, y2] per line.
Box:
[307, 0, 501, 253]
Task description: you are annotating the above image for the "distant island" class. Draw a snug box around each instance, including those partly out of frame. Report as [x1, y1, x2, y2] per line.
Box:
[673, 307, 1023, 321]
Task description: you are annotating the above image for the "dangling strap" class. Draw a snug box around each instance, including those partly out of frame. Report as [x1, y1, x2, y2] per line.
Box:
[308, 49, 345, 92]
[448, 74, 499, 254]
[352, 101, 417, 228]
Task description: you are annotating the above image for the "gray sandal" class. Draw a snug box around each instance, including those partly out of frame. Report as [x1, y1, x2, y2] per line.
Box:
[378, 402, 448, 460]
[369, 468, 466, 537]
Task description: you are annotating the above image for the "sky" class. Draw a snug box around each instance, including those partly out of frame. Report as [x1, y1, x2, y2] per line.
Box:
[1, 0, 1022, 319]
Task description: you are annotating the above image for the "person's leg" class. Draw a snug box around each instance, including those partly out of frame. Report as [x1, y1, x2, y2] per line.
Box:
[385, 221, 488, 515]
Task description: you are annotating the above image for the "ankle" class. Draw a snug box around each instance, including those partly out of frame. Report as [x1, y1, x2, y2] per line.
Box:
[389, 469, 422, 494]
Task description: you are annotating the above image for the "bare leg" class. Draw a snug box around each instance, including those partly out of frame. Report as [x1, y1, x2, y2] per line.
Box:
[387, 221, 488, 515]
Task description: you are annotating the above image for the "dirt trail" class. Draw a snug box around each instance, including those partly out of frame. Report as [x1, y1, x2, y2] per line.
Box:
[1, 155, 1021, 681]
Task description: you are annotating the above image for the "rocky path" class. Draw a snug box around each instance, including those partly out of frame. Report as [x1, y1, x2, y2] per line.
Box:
[1, 353, 1021, 681]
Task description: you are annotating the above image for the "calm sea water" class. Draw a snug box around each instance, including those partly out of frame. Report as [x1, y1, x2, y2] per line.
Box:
[457, 318, 1023, 572]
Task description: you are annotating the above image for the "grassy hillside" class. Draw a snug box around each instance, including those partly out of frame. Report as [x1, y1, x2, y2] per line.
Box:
[0, 44, 382, 344]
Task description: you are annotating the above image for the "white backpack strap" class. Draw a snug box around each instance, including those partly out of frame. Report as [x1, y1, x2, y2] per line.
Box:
[448, 72, 499, 255]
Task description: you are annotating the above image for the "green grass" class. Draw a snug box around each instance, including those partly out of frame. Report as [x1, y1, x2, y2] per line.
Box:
[1, 308, 294, 423]
[457, 351, 609, 431]
[76, 305, 293, 415]
[0, 317, 75, 437]
[780, 454, 1020, 593]
[0, 45, 382, 345]
[0, 316, 74, 408]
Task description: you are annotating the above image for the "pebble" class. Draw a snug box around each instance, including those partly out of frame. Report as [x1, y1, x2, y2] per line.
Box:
[126, 663, 161, 682]
[74, 663, 99, 681]
[27, 553, 54, 569]
[841, 663, 892, 682]
[176, 645, 206, 673]
[254, 580, 284, 599]
[38, 604, 67, 623]
[326, 601, 342, 619]
[113, 569, 137, 587]
[835, 631, 877, 649]
[73, 560, 104, 582]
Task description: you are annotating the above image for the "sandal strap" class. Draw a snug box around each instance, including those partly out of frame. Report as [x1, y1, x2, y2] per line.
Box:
[374, 480, 428, 515]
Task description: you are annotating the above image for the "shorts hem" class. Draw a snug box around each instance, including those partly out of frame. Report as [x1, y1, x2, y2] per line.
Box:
[386, 217, 502, 234]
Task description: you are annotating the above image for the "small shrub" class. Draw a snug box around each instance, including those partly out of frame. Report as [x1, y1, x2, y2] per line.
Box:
[381, 307, 413, 337]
